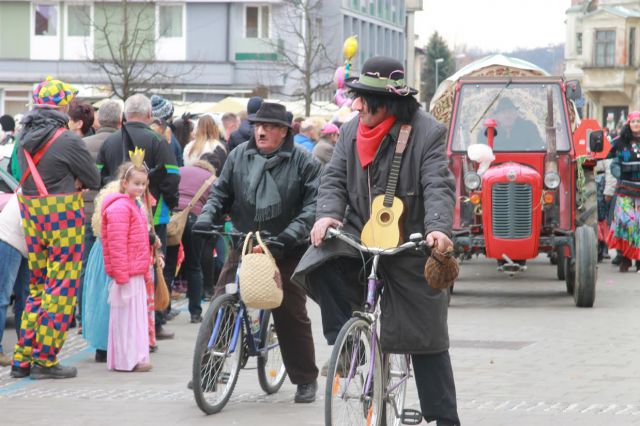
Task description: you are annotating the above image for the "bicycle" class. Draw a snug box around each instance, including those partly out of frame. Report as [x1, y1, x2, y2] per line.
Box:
[324, 227, 425, 426]
[191, 227, 287, 415]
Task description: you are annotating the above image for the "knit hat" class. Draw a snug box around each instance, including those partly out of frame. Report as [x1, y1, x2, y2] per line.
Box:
[32, 76, 78, 107]
[628, 111, 640, 122]
[321, 123, 340, 135]
[0, 115, 15, 132]
[151, 95, 174, 120]
[247, 96, 263, 115]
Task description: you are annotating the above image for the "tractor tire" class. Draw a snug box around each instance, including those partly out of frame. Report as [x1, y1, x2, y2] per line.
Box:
[556, 247, 565, 281]
[564, 256, 574, 295]
[576, 167, 598, 235]
[573, 225, 597, 308]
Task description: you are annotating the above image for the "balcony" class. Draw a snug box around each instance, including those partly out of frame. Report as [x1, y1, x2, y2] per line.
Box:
[581, 65, 638, 93]
[234, 38, 282, 61]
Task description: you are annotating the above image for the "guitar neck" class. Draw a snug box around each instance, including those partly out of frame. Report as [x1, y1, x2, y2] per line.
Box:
[383, 153, 402, 207]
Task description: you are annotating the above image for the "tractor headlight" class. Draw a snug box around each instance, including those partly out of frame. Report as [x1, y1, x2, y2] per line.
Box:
[463, 172, 481, 191]
[544, 172, 561, 189]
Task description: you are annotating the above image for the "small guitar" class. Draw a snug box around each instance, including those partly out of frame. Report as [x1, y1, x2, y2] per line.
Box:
[361, 125, 411, 249]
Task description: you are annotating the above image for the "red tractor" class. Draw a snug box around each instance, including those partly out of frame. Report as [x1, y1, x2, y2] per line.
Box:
[436, 73, 604, 307]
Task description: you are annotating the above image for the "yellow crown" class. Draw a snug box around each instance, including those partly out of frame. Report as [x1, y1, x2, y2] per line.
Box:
[128, 147, 145, 168]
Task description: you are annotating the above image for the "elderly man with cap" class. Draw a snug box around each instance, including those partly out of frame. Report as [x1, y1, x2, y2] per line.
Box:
[193, 102, 322, 403]
[292, 56, 461, 425]
[10, 76, 100, 379]
[228, 96, 263, 151]
[313, 122, 340, 165]
[480, 97, 542, 150]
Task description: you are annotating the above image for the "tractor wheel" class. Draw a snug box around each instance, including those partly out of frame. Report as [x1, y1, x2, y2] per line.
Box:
[556, 247, 565, 281]
[573, 225, 597, 308]
[564, 256, 574, 295]
[576, 167, 598, 235]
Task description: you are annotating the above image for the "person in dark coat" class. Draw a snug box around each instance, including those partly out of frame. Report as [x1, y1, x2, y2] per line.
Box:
[227, 96, 263, 150]
[292, 56, 460, 426]
[194, 102, 321, 404]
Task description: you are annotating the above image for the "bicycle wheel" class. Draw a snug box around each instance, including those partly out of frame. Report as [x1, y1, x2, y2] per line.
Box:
[325, 317, 383, 426]
[257, 309, 287, 394]
[383, 354, 409, 426]
[192, 293, 244, 415]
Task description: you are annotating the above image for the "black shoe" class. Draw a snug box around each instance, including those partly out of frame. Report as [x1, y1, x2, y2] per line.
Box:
[156, 328, 175, 340]
[95, 350, 107, 363]
[190, 314, 202, 324]
[612, 254, 623, 265]
[294, 380, 317, 403]
[619, 257, 632, 272]
[149, 345, 158, 353]
[31, 363, 77, 380]
[166, 310, 180, 321]
[187, 380, 193, 390]
[10, 365, 30, 378]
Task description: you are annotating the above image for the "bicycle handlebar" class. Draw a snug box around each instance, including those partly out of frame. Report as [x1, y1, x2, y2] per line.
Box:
[325, 227, 425, 255]
[192, 226, 283, 248]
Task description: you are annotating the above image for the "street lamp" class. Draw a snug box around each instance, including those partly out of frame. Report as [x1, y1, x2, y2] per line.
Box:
[434, 57, 444, 92]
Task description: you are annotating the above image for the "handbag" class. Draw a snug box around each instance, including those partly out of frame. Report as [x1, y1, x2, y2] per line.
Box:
[154, 259, 170, 310]
[238, 232, 283, 309]
[423, 247, 459, 289]
[166, 174, 216, 246]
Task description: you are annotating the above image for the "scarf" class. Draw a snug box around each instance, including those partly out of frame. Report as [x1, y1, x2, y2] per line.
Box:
[244, 151, 286, 222]
[356, 116, 397, 169]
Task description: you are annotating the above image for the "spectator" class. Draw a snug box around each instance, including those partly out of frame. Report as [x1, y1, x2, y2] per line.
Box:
[11, 76, 100, 379]
[68, 100, 95, 137]
[183, 114, 227, 168]
[313, 123, 340, 165]
[228, 96, 263, 150]
[0, 114, 15, 145]
[293, 118, 319, 151]
[151, 94, 184, 166]
[97, 94, 180, 340]
[172, 114, 195, 150]
[221, 112, 239, 145]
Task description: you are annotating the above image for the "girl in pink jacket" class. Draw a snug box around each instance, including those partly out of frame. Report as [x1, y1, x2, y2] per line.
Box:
[101, 162, 153, 372]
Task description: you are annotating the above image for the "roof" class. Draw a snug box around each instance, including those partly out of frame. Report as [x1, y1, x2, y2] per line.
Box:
[587, 6, 640, 19]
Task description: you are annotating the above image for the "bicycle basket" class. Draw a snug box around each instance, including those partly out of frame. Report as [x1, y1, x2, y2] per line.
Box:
[238, 232, 283, 309]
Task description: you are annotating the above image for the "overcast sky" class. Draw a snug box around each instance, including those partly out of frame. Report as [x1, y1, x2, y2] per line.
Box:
[415, 0, 571, 52]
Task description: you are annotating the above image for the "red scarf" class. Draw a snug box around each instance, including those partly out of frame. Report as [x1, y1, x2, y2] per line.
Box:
[356, 116, 397, 169]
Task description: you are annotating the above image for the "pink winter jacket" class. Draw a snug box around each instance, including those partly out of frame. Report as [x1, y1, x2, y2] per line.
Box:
[101, 193, 152, 284]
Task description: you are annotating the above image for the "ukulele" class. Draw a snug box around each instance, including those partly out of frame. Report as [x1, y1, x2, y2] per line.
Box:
[361, 125, 411, 249]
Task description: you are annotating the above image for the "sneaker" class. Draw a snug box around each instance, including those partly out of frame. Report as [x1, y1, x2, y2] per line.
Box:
[10, 365, 30, 378]
[190, 314, 202, 324]
[95, 349, 107, 363]
[0, 353, 11, 367]
[31, 363, 77, 380]
[156, 328, 175, 340]
[133, 362, 152, 372]
[294, 380, 317, 403]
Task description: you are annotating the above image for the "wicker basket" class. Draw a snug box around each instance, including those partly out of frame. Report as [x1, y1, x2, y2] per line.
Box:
[238, 232, 283, 309]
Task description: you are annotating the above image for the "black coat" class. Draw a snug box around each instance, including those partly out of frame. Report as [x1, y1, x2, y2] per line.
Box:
[227, 120, 253, 151]
[197, 133, 321, 244]
[293, 109, 455, 354]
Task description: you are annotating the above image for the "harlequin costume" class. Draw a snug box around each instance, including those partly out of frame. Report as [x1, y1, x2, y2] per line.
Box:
[607, 111, 640, 271]
[11, 77, 100, 379]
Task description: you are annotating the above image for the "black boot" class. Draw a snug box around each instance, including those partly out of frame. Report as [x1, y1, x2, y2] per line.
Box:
[612, 251, 623, 265]
[294, 380, 317, 403]
[31, 363, 77, 379]
[10, 365, 30, 378]
[95, 349, 107, 363]
[619, 257, 632, 273]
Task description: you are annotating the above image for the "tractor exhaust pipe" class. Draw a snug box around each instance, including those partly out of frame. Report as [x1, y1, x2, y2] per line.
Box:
[545, 88, 558, 175]
[498, 254, 527, 275]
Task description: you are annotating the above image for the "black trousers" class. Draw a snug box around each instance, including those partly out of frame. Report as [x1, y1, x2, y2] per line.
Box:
[308, 257, 460, 425]
[216, 248, 319, 385]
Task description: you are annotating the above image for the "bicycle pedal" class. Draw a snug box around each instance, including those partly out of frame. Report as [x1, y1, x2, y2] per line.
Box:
[401, 409, 422, 425]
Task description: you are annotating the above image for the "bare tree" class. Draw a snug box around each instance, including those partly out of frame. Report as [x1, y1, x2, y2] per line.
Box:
[86, 0, 193, 100]
[271, 0, 338, 116]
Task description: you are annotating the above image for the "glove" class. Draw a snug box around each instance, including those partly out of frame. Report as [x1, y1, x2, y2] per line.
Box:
[192, 216, 213, 233]
[266, 233, 296, 260]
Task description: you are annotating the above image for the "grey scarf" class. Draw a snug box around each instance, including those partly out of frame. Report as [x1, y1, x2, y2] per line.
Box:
[244, 151, 285, 222]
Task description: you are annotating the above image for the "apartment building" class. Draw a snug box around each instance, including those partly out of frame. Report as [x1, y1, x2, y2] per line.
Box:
[0, 0, 409, 116]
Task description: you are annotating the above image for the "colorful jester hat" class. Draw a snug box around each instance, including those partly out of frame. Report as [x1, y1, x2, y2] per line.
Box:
[32, 76, 78, 107]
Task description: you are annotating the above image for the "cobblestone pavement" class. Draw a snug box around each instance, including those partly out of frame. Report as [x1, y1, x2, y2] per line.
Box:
[1, 253, 639, 425]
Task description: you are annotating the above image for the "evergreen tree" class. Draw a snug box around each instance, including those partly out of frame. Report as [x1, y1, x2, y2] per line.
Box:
[421, 32, 454, 105]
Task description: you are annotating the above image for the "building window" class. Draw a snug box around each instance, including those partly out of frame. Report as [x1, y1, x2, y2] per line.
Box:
[629, 28, 636, 66]
[159, 5, 183, 38]
[35, 4, 57, 36]
[576, 32, 582, 55]
[67, 5, 90, 37]
[595, 30, 615, 66]
[245, 6, 269, 38]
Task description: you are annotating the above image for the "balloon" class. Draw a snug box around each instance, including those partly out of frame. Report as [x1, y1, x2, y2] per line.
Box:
[343, 36, 358, 60]
[334, 66, 346, 89]
[334, 88, 352, 108]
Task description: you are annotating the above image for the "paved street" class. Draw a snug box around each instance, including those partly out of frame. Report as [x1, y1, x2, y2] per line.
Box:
[1, 253, 639, 425]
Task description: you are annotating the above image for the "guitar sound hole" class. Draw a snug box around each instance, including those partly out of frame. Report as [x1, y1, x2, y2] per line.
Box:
[379, 211, 391, 223]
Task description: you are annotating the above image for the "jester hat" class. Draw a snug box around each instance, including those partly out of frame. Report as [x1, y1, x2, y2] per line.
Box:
[32, 76, 78, 107]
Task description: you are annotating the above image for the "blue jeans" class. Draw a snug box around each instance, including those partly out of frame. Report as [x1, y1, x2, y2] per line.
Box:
[0, 240, 28, 354]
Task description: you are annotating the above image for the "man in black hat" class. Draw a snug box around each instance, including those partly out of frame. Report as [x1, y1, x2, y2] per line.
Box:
[482, 97, 542, 150]
[292, 56, 460, 425]
[194, 102, 322, 403]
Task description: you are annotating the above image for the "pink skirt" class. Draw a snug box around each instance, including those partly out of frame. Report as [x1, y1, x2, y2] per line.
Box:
[107, 275, 150, 371]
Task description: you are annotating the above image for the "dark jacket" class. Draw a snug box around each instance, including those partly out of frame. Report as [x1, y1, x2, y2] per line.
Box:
[227, 120, 253, 151]
[293, 109, 455, 354]
[197, 133, 322, 244]
[82, 126, 118, 223]
[18, 108, 100, 196]
[97, 121, 180, 225]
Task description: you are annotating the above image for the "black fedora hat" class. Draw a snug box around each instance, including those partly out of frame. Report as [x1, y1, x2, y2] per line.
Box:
[248, 102, 291, 128]
[345, 56, 418, 97]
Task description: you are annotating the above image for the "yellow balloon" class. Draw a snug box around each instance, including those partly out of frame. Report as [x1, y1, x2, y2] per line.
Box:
[343, 36, 358, 60]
